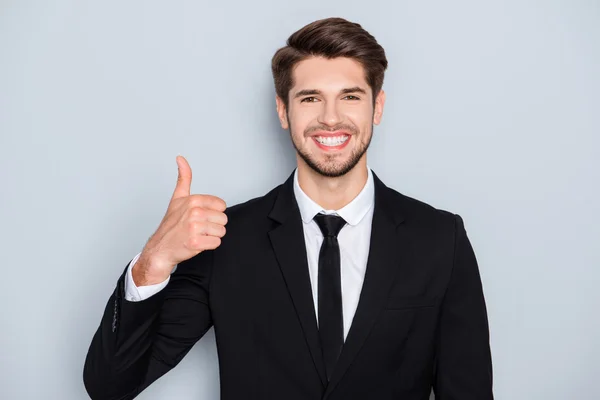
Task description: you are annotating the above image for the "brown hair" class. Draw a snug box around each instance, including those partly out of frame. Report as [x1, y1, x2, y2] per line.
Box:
[271, 17, 388, 108]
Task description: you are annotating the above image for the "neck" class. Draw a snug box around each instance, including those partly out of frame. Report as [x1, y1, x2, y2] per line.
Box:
[296, 156, 369, 210]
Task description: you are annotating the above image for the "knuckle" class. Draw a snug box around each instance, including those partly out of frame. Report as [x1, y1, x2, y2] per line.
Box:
[187, 237, 198, 249]
[190, 207, 204, 218]
[188, 221, 201, 233]
[189, 196, 203, 207]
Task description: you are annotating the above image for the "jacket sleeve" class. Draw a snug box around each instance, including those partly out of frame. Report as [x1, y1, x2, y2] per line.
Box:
[432, 214, 494, 399]
[83, 250, 214, 400]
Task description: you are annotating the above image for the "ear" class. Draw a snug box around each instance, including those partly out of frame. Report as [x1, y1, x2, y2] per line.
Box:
[373, 89, 386, 126]
[275, 95, 289, 129]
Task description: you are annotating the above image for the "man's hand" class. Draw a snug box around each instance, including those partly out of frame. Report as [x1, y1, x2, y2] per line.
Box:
[133, 155, 227, 286]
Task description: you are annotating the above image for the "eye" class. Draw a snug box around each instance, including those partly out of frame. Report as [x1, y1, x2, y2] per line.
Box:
[301, 97, 319, 103]
[344, 95, 360, 100]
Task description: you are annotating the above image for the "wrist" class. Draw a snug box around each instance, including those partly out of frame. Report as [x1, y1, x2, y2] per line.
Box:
[132, 253, 171, 286]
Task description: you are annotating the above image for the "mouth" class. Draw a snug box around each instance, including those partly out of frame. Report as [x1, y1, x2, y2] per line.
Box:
[311, 132, 351, 151]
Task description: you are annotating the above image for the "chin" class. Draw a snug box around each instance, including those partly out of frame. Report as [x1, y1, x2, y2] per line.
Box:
[306, 158, 359, 178]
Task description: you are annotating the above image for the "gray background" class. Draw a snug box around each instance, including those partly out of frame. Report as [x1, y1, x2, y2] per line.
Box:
[1, 0, 598, 399]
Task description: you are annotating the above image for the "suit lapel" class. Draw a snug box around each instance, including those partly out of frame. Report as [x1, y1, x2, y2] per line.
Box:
[323, 172, 407, 398]
[268, 172, 328, 388]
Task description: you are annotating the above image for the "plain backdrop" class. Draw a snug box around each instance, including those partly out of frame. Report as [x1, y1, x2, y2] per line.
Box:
[1, 1, 598, 399]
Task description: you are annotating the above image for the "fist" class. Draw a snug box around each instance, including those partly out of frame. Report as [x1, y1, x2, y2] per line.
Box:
[133, 155, 227, 286]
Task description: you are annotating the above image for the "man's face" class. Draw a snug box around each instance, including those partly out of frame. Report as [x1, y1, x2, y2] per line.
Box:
[276, 56, 385, 178]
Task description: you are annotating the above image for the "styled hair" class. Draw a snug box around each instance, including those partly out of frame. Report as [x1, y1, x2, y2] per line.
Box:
[271, 17, 388, 108]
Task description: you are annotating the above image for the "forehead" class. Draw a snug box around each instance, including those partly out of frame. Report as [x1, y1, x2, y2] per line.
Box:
[291, 56, 369, 92]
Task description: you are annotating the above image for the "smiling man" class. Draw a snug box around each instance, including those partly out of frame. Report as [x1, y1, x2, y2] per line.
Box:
[84, 17, 494, 400]
[277, 55, 382, 211]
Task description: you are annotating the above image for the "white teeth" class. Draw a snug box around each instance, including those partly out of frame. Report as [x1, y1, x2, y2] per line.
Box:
[315, 136, 349, 146]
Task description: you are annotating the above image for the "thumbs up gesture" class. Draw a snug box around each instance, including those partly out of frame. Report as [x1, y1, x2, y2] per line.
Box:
[133, 156, 227, 286]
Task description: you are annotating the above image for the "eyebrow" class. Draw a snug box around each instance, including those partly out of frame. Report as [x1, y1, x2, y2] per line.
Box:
[293, 86, 367, 99]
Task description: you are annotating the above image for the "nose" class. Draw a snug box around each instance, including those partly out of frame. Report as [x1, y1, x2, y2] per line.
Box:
[317, 100, 342, 127]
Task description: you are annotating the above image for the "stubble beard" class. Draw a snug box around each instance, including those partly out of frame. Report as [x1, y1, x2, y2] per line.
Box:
[288, 122, 374, 178]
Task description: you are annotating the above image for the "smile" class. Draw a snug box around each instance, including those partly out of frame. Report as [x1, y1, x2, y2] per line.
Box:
[313, 135, 350, 147]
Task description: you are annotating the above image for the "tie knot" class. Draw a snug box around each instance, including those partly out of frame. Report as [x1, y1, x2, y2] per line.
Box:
[314, 213, 347, 238]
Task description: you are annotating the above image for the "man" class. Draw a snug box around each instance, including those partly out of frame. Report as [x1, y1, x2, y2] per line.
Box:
[83, 17, 493, 400]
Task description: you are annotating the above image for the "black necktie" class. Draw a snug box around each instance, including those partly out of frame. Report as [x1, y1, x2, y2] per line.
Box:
[314, 213, 347, 381]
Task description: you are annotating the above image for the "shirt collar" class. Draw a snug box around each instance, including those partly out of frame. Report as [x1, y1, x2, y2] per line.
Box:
[293, 167, 375, 226]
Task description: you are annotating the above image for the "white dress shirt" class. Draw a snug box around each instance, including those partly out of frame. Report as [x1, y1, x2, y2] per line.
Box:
[124, 168, 375, 341]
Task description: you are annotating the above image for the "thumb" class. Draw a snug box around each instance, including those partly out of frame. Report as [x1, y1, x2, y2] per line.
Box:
[172, 155, 192, 200]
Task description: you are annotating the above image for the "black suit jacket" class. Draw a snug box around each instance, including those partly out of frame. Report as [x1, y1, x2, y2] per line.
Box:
[83, 171, 493, 399]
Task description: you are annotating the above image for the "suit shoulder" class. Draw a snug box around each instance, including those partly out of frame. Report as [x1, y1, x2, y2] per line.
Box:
[384, 185, 459, 228]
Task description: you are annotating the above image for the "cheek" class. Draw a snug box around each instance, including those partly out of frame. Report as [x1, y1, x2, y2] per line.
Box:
[339, 103, 372, 126]
[289, 113, 313, 137]
[292, 123, 309, 140]
[349, 107, 374, 125]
